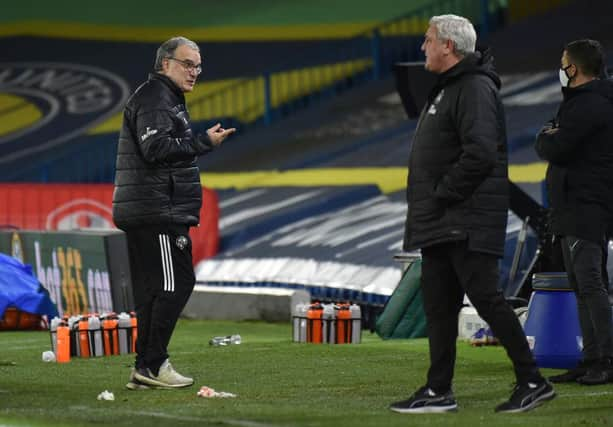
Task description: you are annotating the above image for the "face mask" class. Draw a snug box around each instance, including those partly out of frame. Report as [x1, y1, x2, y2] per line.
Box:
[559, 65, 573, 87]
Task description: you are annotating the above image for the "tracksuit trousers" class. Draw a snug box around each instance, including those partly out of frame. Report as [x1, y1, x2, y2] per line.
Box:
[125, 225, 195, 375]
[420, 240, 543, 393]
[560, 236, 613, 362]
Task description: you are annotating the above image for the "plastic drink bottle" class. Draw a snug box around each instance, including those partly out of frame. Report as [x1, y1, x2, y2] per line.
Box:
[350, 304, 362, 344]
[336, 304, 352, 344]
[88, 314, 104, 357]
[67, 315, 80, 357]
[292, 303, 308, 342]
[56, 321, 71, 363]
[322, 303, 336, 344]
[102, 313, 119, 356]
[306, 302, 324, 343]
[78, 315, 90, 358]
[209, 335, 242, 346]
[49, 317, 61, 353]
[117, 313, 131, 354]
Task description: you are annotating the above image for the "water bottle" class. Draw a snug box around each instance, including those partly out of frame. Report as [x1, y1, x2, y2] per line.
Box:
[350, 304, 362, 344]
[335, 303, 352, 344]
[78, 316, 91, 358]
[49, 317, 61, 353]
[209, 334, 241, 346]
[306, 302, 324, 343]
[117, 312, 131, 355]
[88, 314, 104, 357]
[292, 303, 308, 343]
[67, 315, 81, 357]
[56, 320, 71, 363]
[101, 313, 119, 356]
[322, 303, 336, 344]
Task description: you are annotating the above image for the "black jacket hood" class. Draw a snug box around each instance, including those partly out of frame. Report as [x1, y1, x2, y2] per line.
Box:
[427, 47, 500, 105]
[438, 47, 500, 88]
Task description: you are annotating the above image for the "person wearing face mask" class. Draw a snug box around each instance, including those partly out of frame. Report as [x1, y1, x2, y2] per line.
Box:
[112, 36, 235, 390]
[536, 39, 613, 385]
[391, 14, 554, 414]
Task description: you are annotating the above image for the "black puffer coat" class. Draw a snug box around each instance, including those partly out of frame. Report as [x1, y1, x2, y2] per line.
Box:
[112, 73, 213, 230]
[535, 78, 613, 242]
[403, 50, 509, 256]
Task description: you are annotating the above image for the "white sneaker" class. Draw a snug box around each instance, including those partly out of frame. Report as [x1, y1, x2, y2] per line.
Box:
[134, 359, 194, 388]
[126, 368, 152, 390]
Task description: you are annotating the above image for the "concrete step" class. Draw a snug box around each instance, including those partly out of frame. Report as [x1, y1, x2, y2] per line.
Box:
[182, 284, 310, 322]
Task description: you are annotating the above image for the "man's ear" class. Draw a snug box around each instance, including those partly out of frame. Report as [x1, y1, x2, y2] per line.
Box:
[444, 39, 454, 54]
[161, 57, 169, 73]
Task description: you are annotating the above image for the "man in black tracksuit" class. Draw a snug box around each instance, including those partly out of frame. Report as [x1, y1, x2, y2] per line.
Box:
[536, 39, 613, 385]
[112, 36, 235, 390]
[390, 15, 554, 414]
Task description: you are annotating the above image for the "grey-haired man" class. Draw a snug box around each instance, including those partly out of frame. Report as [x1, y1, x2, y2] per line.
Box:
[391, 15, 554, 413]
[113, 36, 235, 390]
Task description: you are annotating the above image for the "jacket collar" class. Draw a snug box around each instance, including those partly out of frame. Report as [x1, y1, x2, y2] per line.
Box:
[149, 72, 185, 100]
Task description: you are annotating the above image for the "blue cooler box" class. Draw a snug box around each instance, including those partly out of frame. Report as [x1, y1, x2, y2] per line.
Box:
[523, 272, 582, 369]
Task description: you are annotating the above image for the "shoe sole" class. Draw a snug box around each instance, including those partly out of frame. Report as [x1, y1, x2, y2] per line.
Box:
[496, 390, 556, 413]
[390, 404, 458, 414]
[126, 381, 151, 391]
[134, 371, 194, 388]
[126, 381, 177, 391]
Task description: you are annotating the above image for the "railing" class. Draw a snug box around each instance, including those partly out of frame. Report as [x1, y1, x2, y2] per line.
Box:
[186, 0, 501, 135]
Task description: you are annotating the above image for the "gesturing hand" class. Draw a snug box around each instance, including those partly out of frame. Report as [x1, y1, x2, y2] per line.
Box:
[206, 123, 236, 146]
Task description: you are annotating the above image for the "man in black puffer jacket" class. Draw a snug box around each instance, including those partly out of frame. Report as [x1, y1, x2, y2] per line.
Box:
[113, 36, 235, 390]
[390, 15, 554, 415]
[536, 39, 613, 386]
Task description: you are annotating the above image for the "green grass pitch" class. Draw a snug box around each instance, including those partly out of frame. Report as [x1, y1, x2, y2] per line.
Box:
[1, 319, 612, 427]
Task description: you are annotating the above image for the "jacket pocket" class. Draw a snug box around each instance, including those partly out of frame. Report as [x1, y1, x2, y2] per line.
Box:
[411, 197, 446, 222]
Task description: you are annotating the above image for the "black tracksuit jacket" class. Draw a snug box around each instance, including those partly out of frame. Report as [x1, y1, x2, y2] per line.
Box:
[535, 78, 613, 243]
[403, 50, 509, 257]
[112, 73, 213, 229]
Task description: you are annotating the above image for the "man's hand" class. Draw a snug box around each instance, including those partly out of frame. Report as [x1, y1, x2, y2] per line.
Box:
[206, 123, 236, 146]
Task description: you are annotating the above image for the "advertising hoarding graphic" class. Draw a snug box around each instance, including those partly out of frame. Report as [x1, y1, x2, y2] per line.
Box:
[0, 183, 219, 264]
[2, 231, 118, 317]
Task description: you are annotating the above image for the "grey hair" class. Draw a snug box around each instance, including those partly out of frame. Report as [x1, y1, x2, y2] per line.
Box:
[429, 14, 476, 57]
[154, 36, 200, 71]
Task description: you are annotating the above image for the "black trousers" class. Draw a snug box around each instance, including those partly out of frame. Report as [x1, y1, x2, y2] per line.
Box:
[125, 225, 195, 375]
[420, 241, 541, 393]
[560, 236, 613, 361]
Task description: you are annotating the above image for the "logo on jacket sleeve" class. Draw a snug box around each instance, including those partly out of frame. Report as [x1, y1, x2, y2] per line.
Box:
[176, 235, 189, 250]
[140, 127, 158, 141]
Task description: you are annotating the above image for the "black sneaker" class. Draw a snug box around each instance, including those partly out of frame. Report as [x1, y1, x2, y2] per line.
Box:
[495, 380, 555, 413]
[390, 386, 458, 414]
[577, 368, 609, 385]
[577, 358, 613, 385]
[548, 360, 592, 383]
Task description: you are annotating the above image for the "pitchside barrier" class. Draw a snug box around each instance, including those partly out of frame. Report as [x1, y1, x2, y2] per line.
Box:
[0, 229, 134, 318]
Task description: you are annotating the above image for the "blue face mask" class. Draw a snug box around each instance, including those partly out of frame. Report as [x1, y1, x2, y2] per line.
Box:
[559, 64, 573, 87]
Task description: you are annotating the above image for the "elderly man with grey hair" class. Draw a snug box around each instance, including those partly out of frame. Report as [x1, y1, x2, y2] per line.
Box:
[390, 15, 555, 413]
[113, 36, 235, 390]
